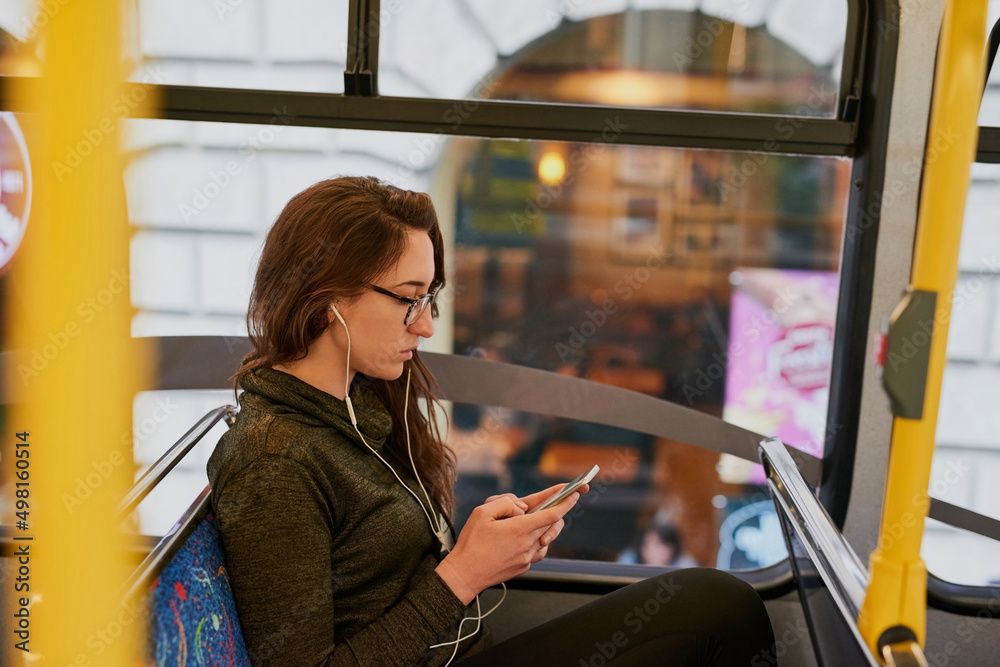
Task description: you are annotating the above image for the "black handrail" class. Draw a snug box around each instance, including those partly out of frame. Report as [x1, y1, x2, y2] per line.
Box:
[985, 16, 999, 91]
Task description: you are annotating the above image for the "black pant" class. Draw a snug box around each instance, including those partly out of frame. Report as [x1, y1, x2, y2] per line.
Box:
[458, 568, 776, 667]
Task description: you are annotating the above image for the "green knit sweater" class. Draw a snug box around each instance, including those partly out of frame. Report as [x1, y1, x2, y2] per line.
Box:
[207, 365, 491, 666]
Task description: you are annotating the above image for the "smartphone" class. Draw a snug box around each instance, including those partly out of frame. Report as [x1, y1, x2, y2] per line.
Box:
[527, 465, 599, 514]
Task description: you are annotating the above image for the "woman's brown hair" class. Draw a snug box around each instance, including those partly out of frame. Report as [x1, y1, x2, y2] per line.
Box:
[231, 175, 456, 516]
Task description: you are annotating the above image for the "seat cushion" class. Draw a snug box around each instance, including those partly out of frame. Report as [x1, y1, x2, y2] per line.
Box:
[145, 514, 251, 666]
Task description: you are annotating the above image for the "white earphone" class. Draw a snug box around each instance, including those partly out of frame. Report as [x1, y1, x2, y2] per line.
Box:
[329, 302, 505, 665]
[329, 303, 449, 549]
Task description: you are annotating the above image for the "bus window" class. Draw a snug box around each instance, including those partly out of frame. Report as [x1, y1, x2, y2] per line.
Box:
[379, 3, 848, 117]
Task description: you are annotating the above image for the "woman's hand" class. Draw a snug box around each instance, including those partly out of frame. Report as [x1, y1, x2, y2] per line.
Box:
[485, 482, 591, 511]
[435, 493, 581, 604]
[484, 483, 590, 550]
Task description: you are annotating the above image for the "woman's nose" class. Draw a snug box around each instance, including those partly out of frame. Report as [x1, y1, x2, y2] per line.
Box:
[408, 306, 435, 337]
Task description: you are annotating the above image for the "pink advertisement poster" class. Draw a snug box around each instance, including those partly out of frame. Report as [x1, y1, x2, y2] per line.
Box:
[721, 268, 839, 484]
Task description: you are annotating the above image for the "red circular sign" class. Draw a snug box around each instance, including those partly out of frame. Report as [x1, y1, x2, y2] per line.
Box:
[0, 112, 31, 274]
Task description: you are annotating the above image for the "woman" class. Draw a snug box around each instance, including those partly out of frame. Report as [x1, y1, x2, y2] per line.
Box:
[618, 517, 699, 568]
[207, 176, 775, 666]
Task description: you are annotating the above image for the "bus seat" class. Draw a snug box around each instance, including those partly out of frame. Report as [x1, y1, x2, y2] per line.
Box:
[117, 405, 248, 664]
[126, 485, 251, 666]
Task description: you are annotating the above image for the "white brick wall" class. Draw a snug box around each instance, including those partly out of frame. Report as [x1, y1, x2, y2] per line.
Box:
[126, 148, 265, 231]
[336, 129, 447, 168]
[124, 124, 436, 328]
[198, 235, 261, 315]
[945, 276, 992, 360]
[263, 0, 348, 63]
[191, 62, 343, 93]
[0, 0, 37, 41]
[988, 280, 1000, 361]
[260, 151, 351, 222]
[130, 390, 235, 535]
[379, 0, 497, 98]
[957, 180, 1000, 271]
[465, 0, 563, 56]
[702, 0, 770, 26]
[194, 120, 334, 153]
[130, 231, 198, 311]
[767, 0, 848, 66]
[138, 0, 261, 61]
[562, 0, 630, 22]
[937, 365, 1000, 448]
[132, 312, 247, 337]
[122, 118, 192, 152]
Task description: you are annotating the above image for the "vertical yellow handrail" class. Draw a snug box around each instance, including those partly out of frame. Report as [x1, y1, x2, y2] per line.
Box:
[859, 0, 989, 661]
[5, 1, 152, 664]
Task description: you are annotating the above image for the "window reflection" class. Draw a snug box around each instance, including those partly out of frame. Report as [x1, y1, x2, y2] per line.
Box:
[441, 136, 849, 569]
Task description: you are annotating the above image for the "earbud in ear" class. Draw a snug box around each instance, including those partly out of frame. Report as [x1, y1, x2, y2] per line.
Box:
[330, 303, 346, 326]
[329, 302, 356, 424]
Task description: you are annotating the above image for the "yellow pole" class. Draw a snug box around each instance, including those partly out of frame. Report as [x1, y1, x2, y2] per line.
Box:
[5, 0, 152, 664]
[859, 0, 989, 660]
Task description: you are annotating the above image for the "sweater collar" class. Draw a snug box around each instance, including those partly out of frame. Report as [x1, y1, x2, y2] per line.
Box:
[240, 365, 393, 450]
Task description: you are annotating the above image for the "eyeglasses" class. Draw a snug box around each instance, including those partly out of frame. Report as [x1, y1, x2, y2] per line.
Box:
[370, 284, 439, 326]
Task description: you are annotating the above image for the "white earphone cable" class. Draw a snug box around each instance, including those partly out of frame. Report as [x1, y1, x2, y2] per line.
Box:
[430, 582, 507, 655]
[403, 366, 446, 539]
[331, 304, 443, 546]
[329, 303, 503, 661]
